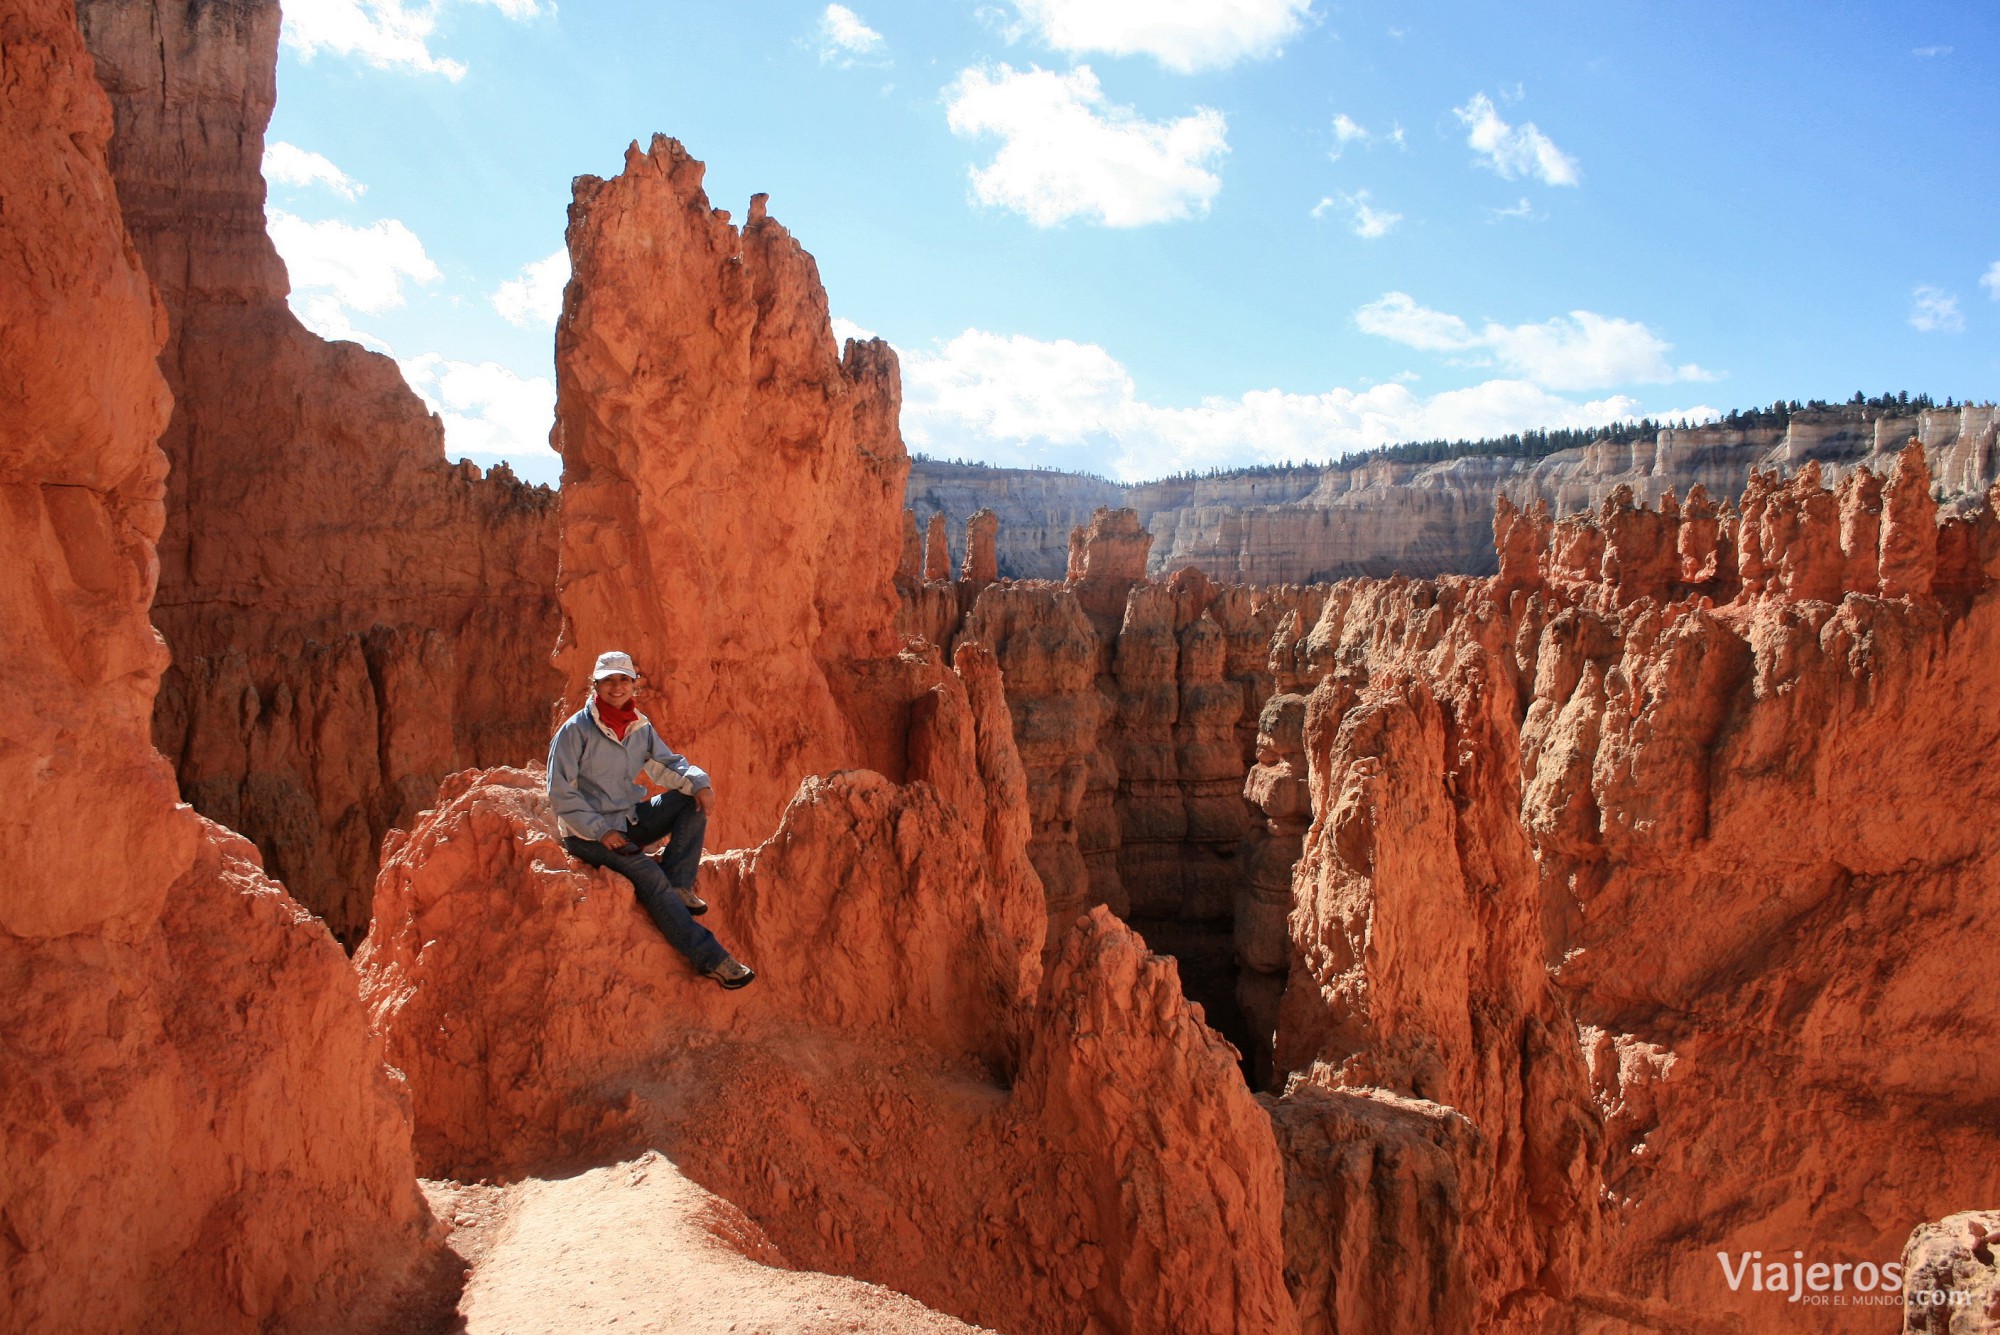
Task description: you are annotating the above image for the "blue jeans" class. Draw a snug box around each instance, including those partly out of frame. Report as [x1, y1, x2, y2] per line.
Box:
[563, 791, 726, 971]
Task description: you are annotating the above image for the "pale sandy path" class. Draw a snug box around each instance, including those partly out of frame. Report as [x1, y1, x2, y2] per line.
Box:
[429, 1153, 990, 1334]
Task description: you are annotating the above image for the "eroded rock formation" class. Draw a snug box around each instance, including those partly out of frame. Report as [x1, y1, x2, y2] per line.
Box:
[360, 646, 1294, 1333]
[2, 4, 435, 1325]
[909, 405, 2000, 585]
[904, 508, 1315, 1059]
[77, 0, 562, 946]
[552, 138, 906, 853]
[1901, 1212, 2000, 1333]
[1261, 452, 2000, 1329]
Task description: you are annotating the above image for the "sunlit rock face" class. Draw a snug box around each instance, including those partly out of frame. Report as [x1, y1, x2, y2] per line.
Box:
[551, 135, 911, 855]
[78, 0, 562, 946]
[2, 3, 436, 1327]
[1263, 461, 2000, 1330]
[910, 405, 2000, 586]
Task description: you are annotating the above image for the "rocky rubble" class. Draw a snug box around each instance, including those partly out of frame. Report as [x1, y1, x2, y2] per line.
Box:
[1, 3, 436, 1326]
[76, 0, 562, 946]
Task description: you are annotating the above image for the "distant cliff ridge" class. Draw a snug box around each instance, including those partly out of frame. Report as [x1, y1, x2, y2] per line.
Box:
[905, 461, 1127, 578]
[909, 403, 1999, 583]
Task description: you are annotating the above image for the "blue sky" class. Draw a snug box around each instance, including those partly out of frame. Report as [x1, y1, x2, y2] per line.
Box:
[265, 0, 1999, 485]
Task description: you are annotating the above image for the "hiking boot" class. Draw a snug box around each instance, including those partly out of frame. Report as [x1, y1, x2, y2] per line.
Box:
[675, 884, 708, 916]
[706, 956, 754, 989]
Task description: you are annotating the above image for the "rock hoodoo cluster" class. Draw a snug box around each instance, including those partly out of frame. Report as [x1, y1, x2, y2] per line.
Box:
[910, 404, 2000, 586]
[7, 0, 1999, 1329]
[76, 0, 562, 946]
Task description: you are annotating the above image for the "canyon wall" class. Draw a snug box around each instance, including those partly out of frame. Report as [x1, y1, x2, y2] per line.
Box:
[1261, 451, 2000, 1330]
[1, 3, 436, 1327]
[552, 136, 907, 852]
[902, 508, 1320, 1072]
[907, 459, 1126, 578]
[909, 406, 2000, 585]
[76, 0, 562, 947]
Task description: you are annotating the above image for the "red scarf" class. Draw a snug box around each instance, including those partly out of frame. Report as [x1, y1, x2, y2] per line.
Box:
[596, 697, 639, 741]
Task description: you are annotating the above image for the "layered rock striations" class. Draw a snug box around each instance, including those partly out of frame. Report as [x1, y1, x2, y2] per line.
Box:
[910, 405, 2000, 585]
[552, 137, 907, 853]
[1260, 448, 2000, 1329]
[906, 507, 1315, 1058]
[77, 0, 562, 946]
[1, 4, 435, 1326]
[907, 459, 1125, 579]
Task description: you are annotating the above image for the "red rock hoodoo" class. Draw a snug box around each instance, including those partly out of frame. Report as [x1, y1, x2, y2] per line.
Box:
[551, 137, 908, 853]
[76, 0, 562, 946]
[363, 140, 1295, 1332]
[905, 506, 1320, 1059]
[2, 3, 435, 1328]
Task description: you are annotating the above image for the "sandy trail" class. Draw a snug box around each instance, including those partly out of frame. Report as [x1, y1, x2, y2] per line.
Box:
[424, 1153, 989, 1334]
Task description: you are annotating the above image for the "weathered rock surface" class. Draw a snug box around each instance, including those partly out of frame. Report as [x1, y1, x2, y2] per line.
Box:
[910, 405, 2000, 585]
[907, 509, 1316, 1054]
[1263, 460, 2000, 1330]
[553, 137, 906, 853]
[1, 4, 435, 1325]
[77, 0, 563, 946]
[1902, 1212, 2000, 1333]
[908, 460, 1124, 579]
[361, 645, 1293, 1333]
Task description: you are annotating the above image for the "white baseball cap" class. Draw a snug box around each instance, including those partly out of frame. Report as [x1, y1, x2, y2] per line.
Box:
[591, 650, 639, 681]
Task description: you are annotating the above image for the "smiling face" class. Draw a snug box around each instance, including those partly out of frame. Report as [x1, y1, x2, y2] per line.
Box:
[594, 673, 637, 709]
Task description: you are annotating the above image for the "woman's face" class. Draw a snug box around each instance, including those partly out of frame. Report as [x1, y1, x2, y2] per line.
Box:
[596, 674, 637, 708]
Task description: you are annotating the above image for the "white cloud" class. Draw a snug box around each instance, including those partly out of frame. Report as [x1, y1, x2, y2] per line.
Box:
[281, 0, 546, 79]
[1327, 113, 1402, 159]
[1486, 197, 1537, 222]
[1356, 292, 1712, 390]
[268, 209, 441, 342]
[944, 63, 1227, 227]
[1353, 292, 1477, 352]
[1453, 92, 1579, 186]
[831, 316, 879, 345]
[399, 354, 558, 460]
[900, 328, 1656, 481]
[820, 4, 886, 63]
[1912, 44, 1952, 57]
[492, 248, 570, 328]
[1980, 262, 2000, 300]
[263, 142, 365, 199]
[1010, 0, 1311, 73]
[1909, 286, 1964, 333]
[1312, 190, 1400, 238]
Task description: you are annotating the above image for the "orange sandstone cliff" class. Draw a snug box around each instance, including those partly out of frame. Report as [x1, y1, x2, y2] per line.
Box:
[75, 0, 562, 946]
[1, 2, 435, 1328]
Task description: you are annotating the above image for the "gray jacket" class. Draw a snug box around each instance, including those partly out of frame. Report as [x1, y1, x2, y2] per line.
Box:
[546, 699, 711, 841]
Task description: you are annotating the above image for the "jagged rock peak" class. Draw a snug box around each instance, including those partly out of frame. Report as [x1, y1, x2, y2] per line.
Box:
[1490, 440, 1994, 609]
